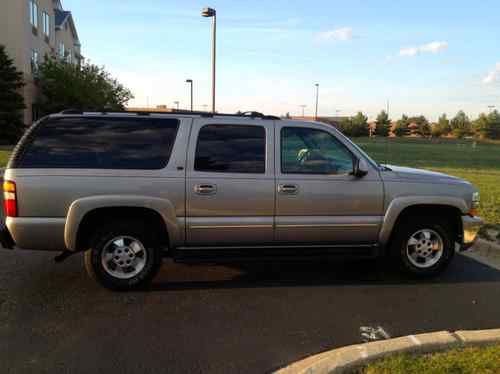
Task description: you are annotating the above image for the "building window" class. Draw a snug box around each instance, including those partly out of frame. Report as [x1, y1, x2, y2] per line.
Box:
[31, 50, 39, 73]
[29, 0, 38, 28]
[58, 43, 65, 59]
[42, 11, 50, 37]
[66, 49, 72, 64]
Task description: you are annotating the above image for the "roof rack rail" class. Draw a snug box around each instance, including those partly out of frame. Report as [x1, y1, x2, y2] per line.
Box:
[60, 109, 83, 114]
[58, 108, 281, 120]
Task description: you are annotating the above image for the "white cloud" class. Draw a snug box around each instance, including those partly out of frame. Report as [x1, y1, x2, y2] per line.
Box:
[317, 27, 354, 42]
[399, 41, 448, 57]
[483, 63, 500, 84]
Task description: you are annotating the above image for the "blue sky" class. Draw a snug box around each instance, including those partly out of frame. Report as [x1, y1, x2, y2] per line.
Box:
[64, 0, 500, 120]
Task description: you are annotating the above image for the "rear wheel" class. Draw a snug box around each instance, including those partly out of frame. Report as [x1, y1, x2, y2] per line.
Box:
[391, 218, 455, 277]
[84, 221, 162, 290]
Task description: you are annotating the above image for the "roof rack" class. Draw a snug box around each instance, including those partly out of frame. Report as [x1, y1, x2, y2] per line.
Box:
[59, 109, 281, 120]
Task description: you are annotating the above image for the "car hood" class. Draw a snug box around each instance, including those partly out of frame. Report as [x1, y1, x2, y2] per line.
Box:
[381, 164, 467, 184]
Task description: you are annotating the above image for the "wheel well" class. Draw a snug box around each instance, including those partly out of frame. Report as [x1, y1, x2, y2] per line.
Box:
[388, 204, 463, 247]
[75, 207, 170, 251]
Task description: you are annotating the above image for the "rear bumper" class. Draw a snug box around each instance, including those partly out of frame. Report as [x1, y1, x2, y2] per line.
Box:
[460, 215, 483, 251]
[0, 220, 15, 249]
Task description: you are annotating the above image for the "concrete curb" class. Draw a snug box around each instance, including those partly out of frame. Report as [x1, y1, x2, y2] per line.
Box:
[475, 238, 500, 252]
[274, 328, 500, 374]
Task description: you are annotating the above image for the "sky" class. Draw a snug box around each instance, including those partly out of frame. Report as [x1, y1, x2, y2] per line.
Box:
[63, 0, 500, 120]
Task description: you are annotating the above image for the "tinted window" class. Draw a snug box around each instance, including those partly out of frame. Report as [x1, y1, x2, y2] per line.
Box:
[17, 117, 179, 169]
[281, 127, 354, 174]
[195, 125, 266, 173]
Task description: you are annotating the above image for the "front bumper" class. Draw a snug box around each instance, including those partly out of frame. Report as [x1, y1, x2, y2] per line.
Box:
[461, 215, 483, 251]
[0, 220, 15, 249]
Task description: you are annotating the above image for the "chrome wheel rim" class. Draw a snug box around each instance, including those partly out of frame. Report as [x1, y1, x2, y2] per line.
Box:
[406, 229, 444, 269]
[101, 236, 147, 279]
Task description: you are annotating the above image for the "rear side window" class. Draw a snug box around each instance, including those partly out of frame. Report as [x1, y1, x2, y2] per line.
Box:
[194, 125, 266, 173]
[14, 117, 179, 169]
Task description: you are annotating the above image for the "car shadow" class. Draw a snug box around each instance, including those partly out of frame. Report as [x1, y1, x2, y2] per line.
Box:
[146, 254, 500, 292]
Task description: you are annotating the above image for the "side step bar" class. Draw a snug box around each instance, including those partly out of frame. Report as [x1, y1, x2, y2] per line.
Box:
[173, 244, 380, 263]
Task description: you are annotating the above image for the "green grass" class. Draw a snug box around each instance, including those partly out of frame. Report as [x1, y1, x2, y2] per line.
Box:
[358, 344, 500, 374]
[354, 137, 500, 225]
[0, 150, 10, 168]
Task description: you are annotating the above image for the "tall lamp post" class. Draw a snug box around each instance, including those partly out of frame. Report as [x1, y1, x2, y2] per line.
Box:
[201, 7, 216, 113]
[314, 83, 319, 120]
[173, 101, 179, 110]
[300, 104, 307, 117]
[186, 79, 193, 111]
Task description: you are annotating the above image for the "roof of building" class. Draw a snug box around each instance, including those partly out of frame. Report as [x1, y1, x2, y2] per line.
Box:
[54, 9, 71, 27]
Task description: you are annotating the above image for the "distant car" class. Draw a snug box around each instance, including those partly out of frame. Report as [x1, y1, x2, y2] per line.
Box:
[0, 110, 483, 290]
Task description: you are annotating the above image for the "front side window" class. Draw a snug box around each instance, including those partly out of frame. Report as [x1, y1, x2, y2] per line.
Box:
[42, 11, 50, 36]
[195, 125, 266, 173]
[281, 127, 354, 175]
[15, 117, 179, 170]
[66, 49, 72, 63]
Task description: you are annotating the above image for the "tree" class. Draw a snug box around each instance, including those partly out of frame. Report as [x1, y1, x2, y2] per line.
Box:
[0, 45, 25, 143]
[375, 110, 391, 137]
[473, 113, 490, 139]
[432, 113, 451, 137]
[350, 111, 369, 137]
[409, 115, 431, 136]
[450, 110, 472, 138]
[393, 114, 409, 137]
[486, 110, 500, 139]
[337, 117, 354, 136]
[37, 58, 133, 115]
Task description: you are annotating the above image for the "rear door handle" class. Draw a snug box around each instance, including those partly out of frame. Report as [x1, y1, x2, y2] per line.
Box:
[278, 184, 299, 195]
[194, 184, 217, 195]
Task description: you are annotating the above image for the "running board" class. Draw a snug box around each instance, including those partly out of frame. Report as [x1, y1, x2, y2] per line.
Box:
[173, 244, 379, 263]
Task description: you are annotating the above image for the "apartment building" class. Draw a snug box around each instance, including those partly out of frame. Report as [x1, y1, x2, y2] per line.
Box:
[0, 0, 82, 125]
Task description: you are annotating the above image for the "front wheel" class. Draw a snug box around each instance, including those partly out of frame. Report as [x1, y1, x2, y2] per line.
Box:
[391, 218, 455, 277]
[84, 222, 162, 290]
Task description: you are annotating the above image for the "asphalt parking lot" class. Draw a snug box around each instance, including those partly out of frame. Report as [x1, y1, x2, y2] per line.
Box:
[2, 238, 500, 373]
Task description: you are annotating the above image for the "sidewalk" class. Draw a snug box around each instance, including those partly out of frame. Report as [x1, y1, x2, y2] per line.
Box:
[462, 238, 500, 270]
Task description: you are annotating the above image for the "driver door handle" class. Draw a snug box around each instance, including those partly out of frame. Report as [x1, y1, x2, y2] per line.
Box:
[278, 184, 299, 195]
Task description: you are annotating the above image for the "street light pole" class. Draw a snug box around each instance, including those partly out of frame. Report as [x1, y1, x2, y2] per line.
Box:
[174, 101, 179, 110]
[314, 83, 319, 120]
[186, 79, 193, 111]
[300, 105, 307, 117]
[202, 7, 217, 113]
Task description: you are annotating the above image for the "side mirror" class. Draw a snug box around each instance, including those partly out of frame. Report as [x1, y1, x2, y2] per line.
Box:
[351, 158, 369, 178]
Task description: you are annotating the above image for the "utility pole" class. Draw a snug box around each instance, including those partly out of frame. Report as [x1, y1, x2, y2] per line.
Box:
[314, 83, 319, 120]
[186, 79, 193, 111]
[300, 105, 307, 117]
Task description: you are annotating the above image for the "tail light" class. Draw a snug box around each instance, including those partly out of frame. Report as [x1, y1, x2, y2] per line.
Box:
[3, 180, 18, 217]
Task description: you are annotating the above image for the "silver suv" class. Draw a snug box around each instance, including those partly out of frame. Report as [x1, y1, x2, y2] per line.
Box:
[0, 111, 483, 290]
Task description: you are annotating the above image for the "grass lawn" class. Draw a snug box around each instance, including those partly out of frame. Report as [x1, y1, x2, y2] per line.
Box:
[359, 343, 500, 374]
[355, 137, 500, 225]
[0, 150, 10, 168]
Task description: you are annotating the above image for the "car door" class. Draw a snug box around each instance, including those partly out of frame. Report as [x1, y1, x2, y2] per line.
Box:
[186, 118, 275, 246]
[275, 122, 384, 245]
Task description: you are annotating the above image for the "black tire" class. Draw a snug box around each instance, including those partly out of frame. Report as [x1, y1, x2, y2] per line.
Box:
[84, 221, 162, 290]
[390, 217, 455, 277]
